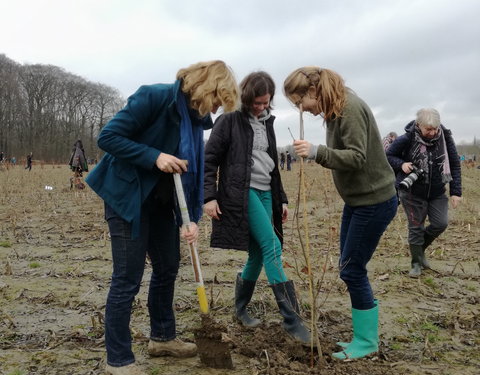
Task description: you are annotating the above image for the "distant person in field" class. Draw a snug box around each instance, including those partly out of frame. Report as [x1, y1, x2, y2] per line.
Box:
[386, 108, 462, 278]
[382, 131, 397, 151]
[286, 67, 397, 360]
[280, 151, 285, 170]
[69, 140, 88, 176]
[85, 60, 239, 375]
[25, 152, 32, 171]
[69, 140, 88, 189]
[204, 71, 313, 346]
[286, 150, 292, 170]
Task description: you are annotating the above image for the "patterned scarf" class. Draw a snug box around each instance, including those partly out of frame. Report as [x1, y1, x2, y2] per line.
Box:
[408, 124, 452, 184]
[175, 91, 205, 224]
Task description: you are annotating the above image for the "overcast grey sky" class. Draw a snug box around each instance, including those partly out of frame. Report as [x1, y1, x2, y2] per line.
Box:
[1, 0, 479, 146]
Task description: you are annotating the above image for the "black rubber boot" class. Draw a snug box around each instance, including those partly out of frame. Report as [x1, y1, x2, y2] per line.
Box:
[409, 244, 423, 278]
[421, 233, 436, 269]
[234, 273, 261, 328]
[271, 281, 313, 346]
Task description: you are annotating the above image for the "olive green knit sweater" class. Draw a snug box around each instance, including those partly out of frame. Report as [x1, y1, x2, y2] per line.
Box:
[315, 91, 396, 206]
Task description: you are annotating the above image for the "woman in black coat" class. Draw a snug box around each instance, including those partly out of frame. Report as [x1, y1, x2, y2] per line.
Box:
[204, 71, 312, 346]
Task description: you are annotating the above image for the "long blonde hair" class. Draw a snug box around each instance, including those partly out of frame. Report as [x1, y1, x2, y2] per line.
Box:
[283, 67, 347, 121]
[176, 60, 239, 116]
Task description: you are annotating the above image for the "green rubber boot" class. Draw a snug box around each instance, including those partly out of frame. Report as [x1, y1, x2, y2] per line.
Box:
[409, 244, 423, 278]
[336, 300, 378, 349]
[332, 303, 379, 360]
[421, 233, 436, 269]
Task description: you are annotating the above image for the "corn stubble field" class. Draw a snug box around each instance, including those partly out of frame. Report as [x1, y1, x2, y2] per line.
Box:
[0, 162, 479, 375]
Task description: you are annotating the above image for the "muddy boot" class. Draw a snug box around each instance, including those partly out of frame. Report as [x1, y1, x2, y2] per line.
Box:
[234, 273, 261, 328]
[409, 244, 423, 278]
[105, 363, 146, 375]
[148, 338, 197, 358]
[271, 281, 313, 346]
[421, 233, 436, 269]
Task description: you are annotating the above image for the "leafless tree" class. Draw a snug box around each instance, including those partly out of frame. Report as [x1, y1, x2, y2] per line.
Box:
[0, 54, 124, 164]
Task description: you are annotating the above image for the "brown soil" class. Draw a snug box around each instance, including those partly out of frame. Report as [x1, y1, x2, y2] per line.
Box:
[194, 315, 233, 369]
[0, 163, 479, 375]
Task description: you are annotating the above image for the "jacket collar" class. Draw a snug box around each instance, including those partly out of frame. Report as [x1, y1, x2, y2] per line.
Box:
[169, 79, 213, 130]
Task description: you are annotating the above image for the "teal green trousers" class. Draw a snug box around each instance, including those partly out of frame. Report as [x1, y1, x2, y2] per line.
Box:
[241, 188, 287, 284]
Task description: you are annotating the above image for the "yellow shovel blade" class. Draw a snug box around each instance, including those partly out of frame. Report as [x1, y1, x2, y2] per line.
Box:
[196, 285, 209, 314]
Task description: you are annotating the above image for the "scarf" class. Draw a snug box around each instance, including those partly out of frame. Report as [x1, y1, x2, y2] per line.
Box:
[409, 124, 452, 184]
[175, 91, 205, 224]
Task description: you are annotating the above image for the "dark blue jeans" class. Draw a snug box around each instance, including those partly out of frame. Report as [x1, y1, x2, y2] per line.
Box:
[339, 196, 397, 310]
[104, 198, 180, 367]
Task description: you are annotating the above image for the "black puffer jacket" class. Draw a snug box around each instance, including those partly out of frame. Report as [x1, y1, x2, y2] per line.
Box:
[204, 111, 288, 251]
[386, 121, 462, 199]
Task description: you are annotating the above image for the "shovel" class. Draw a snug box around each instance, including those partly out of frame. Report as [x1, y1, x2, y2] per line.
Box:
[173, 173, 233, 369]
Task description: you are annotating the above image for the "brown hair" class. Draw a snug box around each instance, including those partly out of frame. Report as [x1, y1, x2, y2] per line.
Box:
[176, 60, 239, 116]
[239, 71, 275, 113]
[283, 67, 347, 121]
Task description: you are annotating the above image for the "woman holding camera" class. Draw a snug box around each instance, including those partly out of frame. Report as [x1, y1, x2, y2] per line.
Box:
[286, 67, 397, 360]
[386, 108, 462, 278]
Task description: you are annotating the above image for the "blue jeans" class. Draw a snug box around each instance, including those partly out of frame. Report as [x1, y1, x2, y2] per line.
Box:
[241, 188, 287, 284]
[339, 196, 397, 310]
[104, 197, 180, 367]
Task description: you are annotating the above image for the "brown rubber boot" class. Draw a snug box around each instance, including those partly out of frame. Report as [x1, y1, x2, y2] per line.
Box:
[148, 338, 197, 358]
[105, 363, 146, 375]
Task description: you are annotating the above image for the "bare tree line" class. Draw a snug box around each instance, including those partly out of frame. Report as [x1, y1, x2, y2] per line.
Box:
[0, 54, 124, 164]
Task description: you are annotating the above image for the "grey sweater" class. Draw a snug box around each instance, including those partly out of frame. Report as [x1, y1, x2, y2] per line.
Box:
[249, 110, 275, 191]
[314, 91, 396, 206]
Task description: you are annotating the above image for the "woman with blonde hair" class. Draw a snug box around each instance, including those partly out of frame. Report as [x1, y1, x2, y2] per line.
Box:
[285, 67, 397, 360]
[86, 60, 239, 375]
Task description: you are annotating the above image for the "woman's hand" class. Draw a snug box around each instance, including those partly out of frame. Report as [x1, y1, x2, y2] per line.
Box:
[204, 200, 222, 220]
[156, 153, 188, 174]
[282, 203, 288, 224]
[450, 195, 462, 209]
[293, 140, 312, 158]
[401, 162, 414, 174]
[181, 222, 199, 244]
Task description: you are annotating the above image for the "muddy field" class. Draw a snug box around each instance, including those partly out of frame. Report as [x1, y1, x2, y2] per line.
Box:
[0, 162, 479, 375]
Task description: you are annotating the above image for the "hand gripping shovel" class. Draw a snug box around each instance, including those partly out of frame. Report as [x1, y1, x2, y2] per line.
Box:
[173, 173, 208, 314]
[173, 174, 233, 369]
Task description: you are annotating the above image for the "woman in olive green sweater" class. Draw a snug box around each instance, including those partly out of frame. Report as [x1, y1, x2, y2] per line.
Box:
[285, 67, 397, 360]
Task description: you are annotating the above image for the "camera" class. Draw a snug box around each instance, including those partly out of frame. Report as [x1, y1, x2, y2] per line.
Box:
[399, 164, 425, 190]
